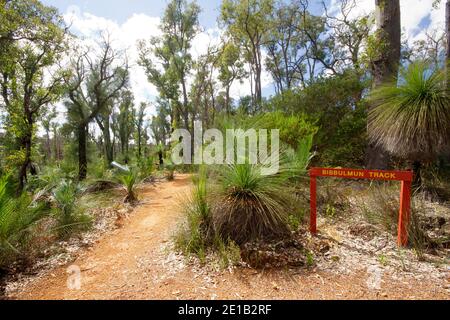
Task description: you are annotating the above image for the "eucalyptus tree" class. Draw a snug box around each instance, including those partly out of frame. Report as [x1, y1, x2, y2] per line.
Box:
[216, 41, 246, 113]
[431, 0, 450, 81]
[269, 0, 372, 86]
[134, 102, 148, 159]
[264, 0, 329, 91]
[0, 0, 68, 192]
[366, 0, 401, 169]
[403, 30, 447, 69]
[220, 0, 274, 111]
[150, 99, 171, 147]
[41, 107, 57, 163]
[138, 0, 200, 133]
[191, 45, 222, 126]
[321, 0, 373, 75]
[0, 0, 60, 43]
[116, 89, 135, 164]
[95, 100, 115, 167]
[190, 54, 213, 126]
[64, 37, 129, 180]
[370, 0, 401, 88]
[264, 1, 307, 92]
[446, 0, 450, 66]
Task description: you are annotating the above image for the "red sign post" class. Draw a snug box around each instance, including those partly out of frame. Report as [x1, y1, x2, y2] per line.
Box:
[309, 168, 413, 247]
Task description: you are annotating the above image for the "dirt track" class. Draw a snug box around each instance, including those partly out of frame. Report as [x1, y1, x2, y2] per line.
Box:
[12, 175, 449, 300]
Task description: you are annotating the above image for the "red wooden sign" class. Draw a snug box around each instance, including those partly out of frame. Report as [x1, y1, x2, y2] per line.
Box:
[309, 167, 413, 247]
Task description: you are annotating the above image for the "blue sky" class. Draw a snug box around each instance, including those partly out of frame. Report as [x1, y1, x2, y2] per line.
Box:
[42, 0, 326, 29]
[42, 0, 221, 27]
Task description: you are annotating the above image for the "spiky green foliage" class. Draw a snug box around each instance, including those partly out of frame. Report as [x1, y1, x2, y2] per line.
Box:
[368, 62, 450, 161]
[287, 134, 315, 179]
[52, 180, 91, 238]
[0, 175, 47, 267]
[175, 168, 241, 266]
[211, 161, 296, 245]
[190, 167, 210, 221]
[174, 168, 211, 260]
[26, 165, 75, 193]
[118, 170, 138, 203]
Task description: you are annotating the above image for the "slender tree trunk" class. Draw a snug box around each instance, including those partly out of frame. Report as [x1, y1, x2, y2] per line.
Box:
[225, 86, 230, 115]
[366, 0, 401, 169]
[181, 74, 195, 159]
[120, 139, 125, 158]
[181, 76, 190, 130]
[53, 126, 59, 161]
[53, 128, 57, 161]
[78, 124, 87, 181]
[137, 132, 142, 159]
[18, 109, 34, 194]
[208, 81, 214, 126]
[254, 61, 262, 112]
[45, 130, 51, 163]
[158, 151, 164, 167]
[249, 36, 263, 113]
[102, 119, 114, 167]
[18, 133, 31, 194]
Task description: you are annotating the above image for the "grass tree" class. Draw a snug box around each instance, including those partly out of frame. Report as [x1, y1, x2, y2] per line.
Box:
[210, 159, 297, 245]
[368, 62, 450, 187]
[118, 170, 138, 204]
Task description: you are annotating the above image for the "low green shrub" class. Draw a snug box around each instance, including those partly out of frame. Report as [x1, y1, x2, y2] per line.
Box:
[174, 168, 211, 262]
[137, 156, 155, 179]
[287, 209, 306, 231]
[0, 175, 48, 269]
[117, 170, 139, 203]
[213, 235, 241, 268]
[52, 180, 91, 239]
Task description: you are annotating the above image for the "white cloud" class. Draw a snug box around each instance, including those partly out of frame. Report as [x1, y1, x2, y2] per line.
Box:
[328, 0, 446, 44]
[63, 7, 161, 116]
[228, 52, 273, 100]
[191, 27, 223, 59]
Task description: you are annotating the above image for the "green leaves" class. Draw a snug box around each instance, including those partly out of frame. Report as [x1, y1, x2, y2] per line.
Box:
[368, 62, 450, 162]
[0, 174, 47, 266]
[1, 0, 68, 191]
[138, 0, 200, 130]
[51, 180, 91, 239]
[117, 170, 139, 203]
[211, 160, 294, 244]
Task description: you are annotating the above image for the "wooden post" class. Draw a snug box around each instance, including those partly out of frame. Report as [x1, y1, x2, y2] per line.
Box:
[308, 167, 413, 246]
[398, 180, 412, 246]
[310, 174, 317, 234]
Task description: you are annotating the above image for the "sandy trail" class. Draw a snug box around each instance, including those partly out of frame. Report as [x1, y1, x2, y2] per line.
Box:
[13, 175, 448, 300]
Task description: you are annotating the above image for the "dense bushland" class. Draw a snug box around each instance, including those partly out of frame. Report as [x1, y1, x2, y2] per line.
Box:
[1, 0, 449, 274]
